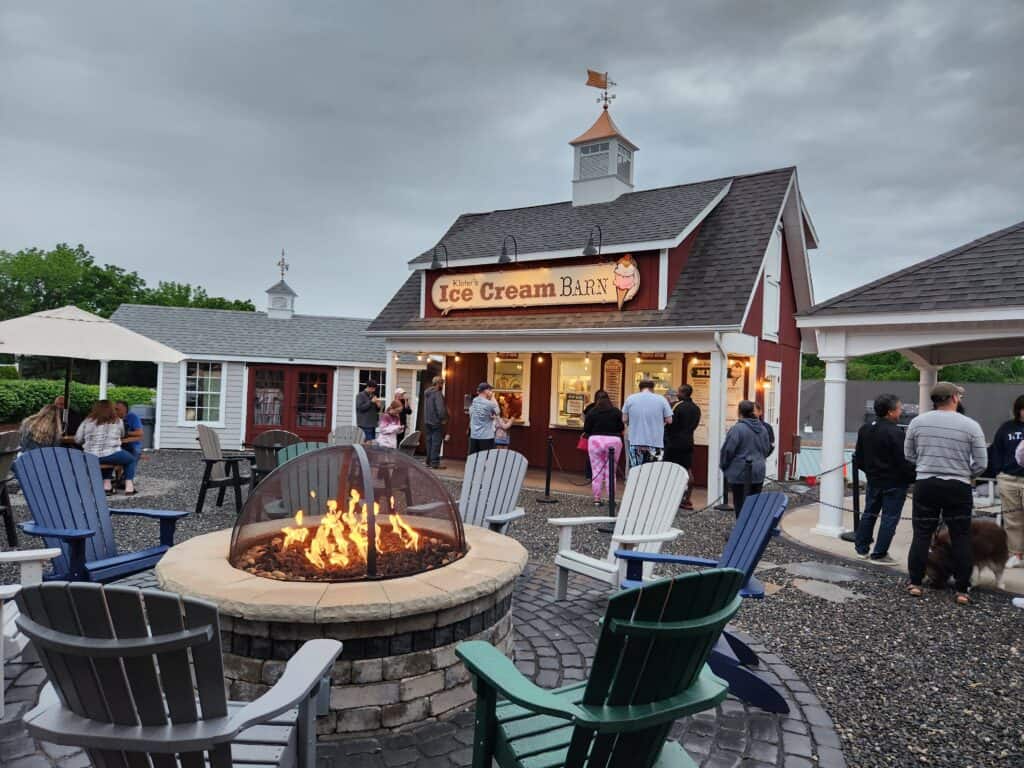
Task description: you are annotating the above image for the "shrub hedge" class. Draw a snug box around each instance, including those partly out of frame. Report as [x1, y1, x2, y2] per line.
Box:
[0, 366, 19, 380]
[0, 380, 155, 423]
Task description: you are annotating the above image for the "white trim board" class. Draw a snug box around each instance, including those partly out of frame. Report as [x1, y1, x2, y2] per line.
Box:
[177, 353, 388, 367]
[797, 306, 1024, 329]
[238, 363, 249, 445]
[406, 180, 732, 272]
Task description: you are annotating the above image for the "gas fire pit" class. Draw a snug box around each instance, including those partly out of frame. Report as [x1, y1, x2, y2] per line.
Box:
[157, 444, 527, 738]
[229, 444, 467, 581]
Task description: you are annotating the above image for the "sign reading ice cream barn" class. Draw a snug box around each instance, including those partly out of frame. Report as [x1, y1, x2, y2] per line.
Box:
[431, 257, 640, 314]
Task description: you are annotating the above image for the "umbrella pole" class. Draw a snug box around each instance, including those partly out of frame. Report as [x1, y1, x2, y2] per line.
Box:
[63, 360, 72, 434]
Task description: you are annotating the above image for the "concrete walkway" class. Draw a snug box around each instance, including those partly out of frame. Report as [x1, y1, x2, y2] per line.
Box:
[781, 498, 1024, 595]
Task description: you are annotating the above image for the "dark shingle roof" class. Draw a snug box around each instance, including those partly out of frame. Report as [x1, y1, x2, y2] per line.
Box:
[111, 305, 385, 363]
[409, 177, 731, 266]
[370, 167, 795, 333]
[802, 219, 1024, 317]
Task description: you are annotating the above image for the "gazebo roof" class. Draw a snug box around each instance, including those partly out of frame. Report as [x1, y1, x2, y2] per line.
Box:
[802, 219, 1024, 317]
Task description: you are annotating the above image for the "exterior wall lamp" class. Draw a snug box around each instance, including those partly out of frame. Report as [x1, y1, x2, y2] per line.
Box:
[582, 224, 603, 257]
[430, 243, 449, 270]
[498, 235, 519, 264]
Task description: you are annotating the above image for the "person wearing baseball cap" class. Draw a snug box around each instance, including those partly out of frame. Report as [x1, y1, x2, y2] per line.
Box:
[904, 381, 988, 605]
[468, 382, 500, 455]
[393, 387, 413, 433]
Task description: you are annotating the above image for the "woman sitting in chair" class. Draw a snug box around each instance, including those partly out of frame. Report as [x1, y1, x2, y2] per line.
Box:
[19, 404, 63, 452]
[75, 399, 137, 495]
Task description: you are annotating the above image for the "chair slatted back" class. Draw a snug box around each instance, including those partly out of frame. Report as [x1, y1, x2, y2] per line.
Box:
[16, 582, 231, 768]
[253, 430, 301, 474]
[279, 446, 346, 520]
[277, 442, 329, 467]
[0, 431, 20, 479]
[13, 449, 117, 574]
[566, 568, 745, 768]
[329, 426, 364, 446]
[398, 430, 421, 457]
[606, 462, 687, 560]
[196, 425, 227, 481]
[458, 450, 527, 528]
[719, 492, 788, 582]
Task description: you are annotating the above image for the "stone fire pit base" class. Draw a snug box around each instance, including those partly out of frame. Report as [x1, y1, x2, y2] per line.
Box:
[156, 526, 527, 738]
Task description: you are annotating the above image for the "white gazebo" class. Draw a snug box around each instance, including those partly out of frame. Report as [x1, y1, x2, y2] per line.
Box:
[797, 219, 1024, 535]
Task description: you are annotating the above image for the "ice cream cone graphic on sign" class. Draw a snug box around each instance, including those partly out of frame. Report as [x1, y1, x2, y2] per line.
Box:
[612, 254, 639, 309]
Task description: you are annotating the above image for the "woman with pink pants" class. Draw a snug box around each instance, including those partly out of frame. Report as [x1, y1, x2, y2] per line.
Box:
[582, 391, 625, 505]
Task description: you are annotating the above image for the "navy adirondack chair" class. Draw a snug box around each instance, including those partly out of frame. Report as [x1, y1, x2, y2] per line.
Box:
[13, 448, 189, 583]
[616, 491, 790, 714]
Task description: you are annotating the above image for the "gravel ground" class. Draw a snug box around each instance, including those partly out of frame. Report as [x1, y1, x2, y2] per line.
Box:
[3, 450, 1023, 767]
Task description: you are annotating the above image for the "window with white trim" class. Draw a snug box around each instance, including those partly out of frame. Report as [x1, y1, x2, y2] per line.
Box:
[183, 362, 224, 424]
[550, 356, 594, 427]
[488, 355, 530, 425]
[616, 144, 632, 183]
[579, 142, 609, 179]
[762, 225, 782, 341]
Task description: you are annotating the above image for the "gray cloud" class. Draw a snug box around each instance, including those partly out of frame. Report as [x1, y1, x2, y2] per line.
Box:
[2, 1, 1022, 317]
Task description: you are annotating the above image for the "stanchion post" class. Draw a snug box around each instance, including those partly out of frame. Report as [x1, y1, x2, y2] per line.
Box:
[840, 456, 860, 542]
[598, 446, 617, 533]
[715, 470, 733, 512]
[537, 434, 559, 504]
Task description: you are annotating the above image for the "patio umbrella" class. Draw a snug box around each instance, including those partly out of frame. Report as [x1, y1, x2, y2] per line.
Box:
[0, 305, 184, 429]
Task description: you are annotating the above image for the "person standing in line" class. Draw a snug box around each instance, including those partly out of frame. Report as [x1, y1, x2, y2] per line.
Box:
[904, 382, 988, 605]
[753, 402, 775, 456]
[393, 388, 413, 433]
[664, 384, 702, 510]
[355, 381, 383, 442]
[468, 382, 500, 454]
[422, 376, 449, 469]
[75, 399, 136, 494]
[719, 400, 772, 517]
[991, 394, 1024, 568]
[622, 379, 672, 467]
[853, 394, 917, 564]
[582, 391, 624, 505]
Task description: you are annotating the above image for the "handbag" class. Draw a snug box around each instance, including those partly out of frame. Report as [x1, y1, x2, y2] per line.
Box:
[576, 435, 589, 451]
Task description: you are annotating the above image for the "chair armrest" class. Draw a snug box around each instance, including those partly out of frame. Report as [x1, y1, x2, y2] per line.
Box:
[547, 516, 616, 527]
[614, 551, 717, 567]
[0, 548, 62, 565]
[109, 508, 190, 520]
[456, 641, 580, 721]
[486, 508, 525, 525]
[20, 523, 95, 541]
[227, 639, 342, 730]
[611, 528, 681, 546]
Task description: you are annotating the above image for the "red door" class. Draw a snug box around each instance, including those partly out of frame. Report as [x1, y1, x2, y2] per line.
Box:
[246, 365, 333, 445]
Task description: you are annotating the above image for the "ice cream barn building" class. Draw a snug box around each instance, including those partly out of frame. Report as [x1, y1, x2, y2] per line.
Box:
[369, 107, 819, 501]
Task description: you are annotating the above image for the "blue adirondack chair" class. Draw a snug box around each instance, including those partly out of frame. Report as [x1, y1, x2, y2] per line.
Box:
[616, 491, 790, 714]
[13, 448, 189, 583]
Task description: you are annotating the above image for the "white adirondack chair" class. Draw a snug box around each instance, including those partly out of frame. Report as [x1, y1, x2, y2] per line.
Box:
[458, 449, 528, 534]
[1, 548, 61, 716]
[548, 461, 687, 600]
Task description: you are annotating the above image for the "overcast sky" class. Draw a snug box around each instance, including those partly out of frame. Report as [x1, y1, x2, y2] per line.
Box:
[2, 1, 1022, 318]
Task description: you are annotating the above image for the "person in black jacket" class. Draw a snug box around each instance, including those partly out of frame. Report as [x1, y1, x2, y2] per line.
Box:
[853, 393, 916, 563]
[664, 384, 702, 509]
[992, 394, 1024, 568]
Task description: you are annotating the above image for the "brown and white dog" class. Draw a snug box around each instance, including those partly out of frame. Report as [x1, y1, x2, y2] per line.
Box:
[926, 520, 1009, 590]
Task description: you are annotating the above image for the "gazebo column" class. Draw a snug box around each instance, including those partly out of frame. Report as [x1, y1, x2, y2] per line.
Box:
[98, 360, 110, 400]
[813, 357, 848, 537]
[385, 348, 398, 401]
[705, 346, 727, 505]
[915, 363, 940, 414]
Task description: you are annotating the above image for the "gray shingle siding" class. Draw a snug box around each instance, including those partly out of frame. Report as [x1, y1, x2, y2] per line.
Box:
[369, 167, 795, 333]
[111, 305, 387, 363]
[157, 360, 245, 450]
[801, 219, 1024, 317]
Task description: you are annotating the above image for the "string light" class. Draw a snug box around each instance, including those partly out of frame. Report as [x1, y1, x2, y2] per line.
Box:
[635, 356, 642, 364]
[454, 353, 461, 362]
[537, 355, 544, 364]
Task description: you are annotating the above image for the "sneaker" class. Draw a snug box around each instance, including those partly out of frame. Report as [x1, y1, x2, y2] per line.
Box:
[870, 554, 898, 565]
[1007, 554, 1023, 569]
[1013, 597, 1024, 609]
[593, 499, 603, 506]
[855, 551, 870, 560]
[431, 464, 448, 470]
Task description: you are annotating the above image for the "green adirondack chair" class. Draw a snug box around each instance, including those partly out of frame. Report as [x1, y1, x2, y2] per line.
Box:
[457, 567, 745, 768]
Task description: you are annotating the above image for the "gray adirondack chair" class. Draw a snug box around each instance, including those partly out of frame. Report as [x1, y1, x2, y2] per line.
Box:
[0, 430, 21, 546]
[457, 567, 746, 768]
[548, 461, 687, 600]
[1, 548, 61, 717]
[458, 449, 527, 534]
[398, 430, 422, 457]
[196, 424, 253, 515]
[328, 425, 364, 446]
[252, 429, 301, 487]
[17, 582, 341, 768]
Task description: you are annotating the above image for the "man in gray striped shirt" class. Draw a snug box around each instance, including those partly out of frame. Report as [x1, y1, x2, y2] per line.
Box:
[904, 382, 988, 603]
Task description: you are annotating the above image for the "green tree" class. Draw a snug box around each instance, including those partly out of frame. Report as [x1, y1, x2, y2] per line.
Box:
[144, 281, 255, 311]
[802, 352, 1024, 383]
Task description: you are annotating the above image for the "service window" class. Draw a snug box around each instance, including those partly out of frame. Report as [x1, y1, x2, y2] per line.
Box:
[551, 356, 593, 427]
[489, 355, 530, 424]
[631, 356, 678, 396]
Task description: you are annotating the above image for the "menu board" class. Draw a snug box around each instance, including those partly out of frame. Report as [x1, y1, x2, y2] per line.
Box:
[565, 392, 586, 417]
[603, 359, 624, 408]
[688, 359, 747, 446]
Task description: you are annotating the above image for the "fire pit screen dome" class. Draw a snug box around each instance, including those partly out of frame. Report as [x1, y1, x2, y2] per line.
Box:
[229, 444, 467, 582]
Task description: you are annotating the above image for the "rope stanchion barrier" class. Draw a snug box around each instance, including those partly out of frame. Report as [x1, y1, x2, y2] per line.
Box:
[537, 434, 559, 504]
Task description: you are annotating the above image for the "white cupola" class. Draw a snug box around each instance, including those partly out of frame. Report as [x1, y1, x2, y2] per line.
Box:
[569, 108, 637, 206]
[265, 279, 297, 319]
